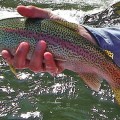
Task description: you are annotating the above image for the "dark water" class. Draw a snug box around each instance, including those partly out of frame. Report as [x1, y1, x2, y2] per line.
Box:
[0, 0, 120, 120]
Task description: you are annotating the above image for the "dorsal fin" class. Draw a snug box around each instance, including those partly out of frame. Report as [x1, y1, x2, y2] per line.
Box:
[104, 50, 114, 59]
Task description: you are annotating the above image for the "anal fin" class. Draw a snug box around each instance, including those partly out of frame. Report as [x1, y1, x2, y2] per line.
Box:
[111, 86, 120, 105]
[78, 73, 102, 92]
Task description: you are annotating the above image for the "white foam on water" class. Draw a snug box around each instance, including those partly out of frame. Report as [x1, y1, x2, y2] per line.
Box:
[0, 11, 21, 20]
[20, 111, 43, 119]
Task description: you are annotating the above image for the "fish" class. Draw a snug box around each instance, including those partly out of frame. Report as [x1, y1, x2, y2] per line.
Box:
[0, 17, 120, 105]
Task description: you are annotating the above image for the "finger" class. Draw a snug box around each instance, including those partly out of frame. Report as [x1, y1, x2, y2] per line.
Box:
[29, 40, 46, 72]
[44, 52, 58, 74]
[1, 50, 13, 64]
[17, 5, 63, 20]
[17, 5, 53, 18]
[13, 42, 30, 69]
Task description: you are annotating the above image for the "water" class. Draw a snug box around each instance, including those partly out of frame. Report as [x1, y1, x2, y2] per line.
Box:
[0, 0, 120, 120]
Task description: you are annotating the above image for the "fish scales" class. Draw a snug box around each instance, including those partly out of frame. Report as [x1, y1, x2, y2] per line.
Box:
[0, 17, 117, 76]
[0, 17, 120, 105]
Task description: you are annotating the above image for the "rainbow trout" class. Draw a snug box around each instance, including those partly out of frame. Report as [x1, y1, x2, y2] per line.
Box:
[0, 17, 120, 105]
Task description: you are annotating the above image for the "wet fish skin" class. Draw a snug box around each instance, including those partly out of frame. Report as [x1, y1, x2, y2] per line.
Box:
[0, 17, 120, 105]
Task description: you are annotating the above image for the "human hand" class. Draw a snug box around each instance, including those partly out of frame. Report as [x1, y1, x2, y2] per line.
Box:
[1, 5, 64, 75]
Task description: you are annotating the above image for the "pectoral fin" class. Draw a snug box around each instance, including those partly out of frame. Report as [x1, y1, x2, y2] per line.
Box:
[78, 73, 102, 92]
[9, 64, 18, 79]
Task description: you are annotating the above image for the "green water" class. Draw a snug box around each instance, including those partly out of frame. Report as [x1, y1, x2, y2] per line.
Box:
[0, 0, 120, 120]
